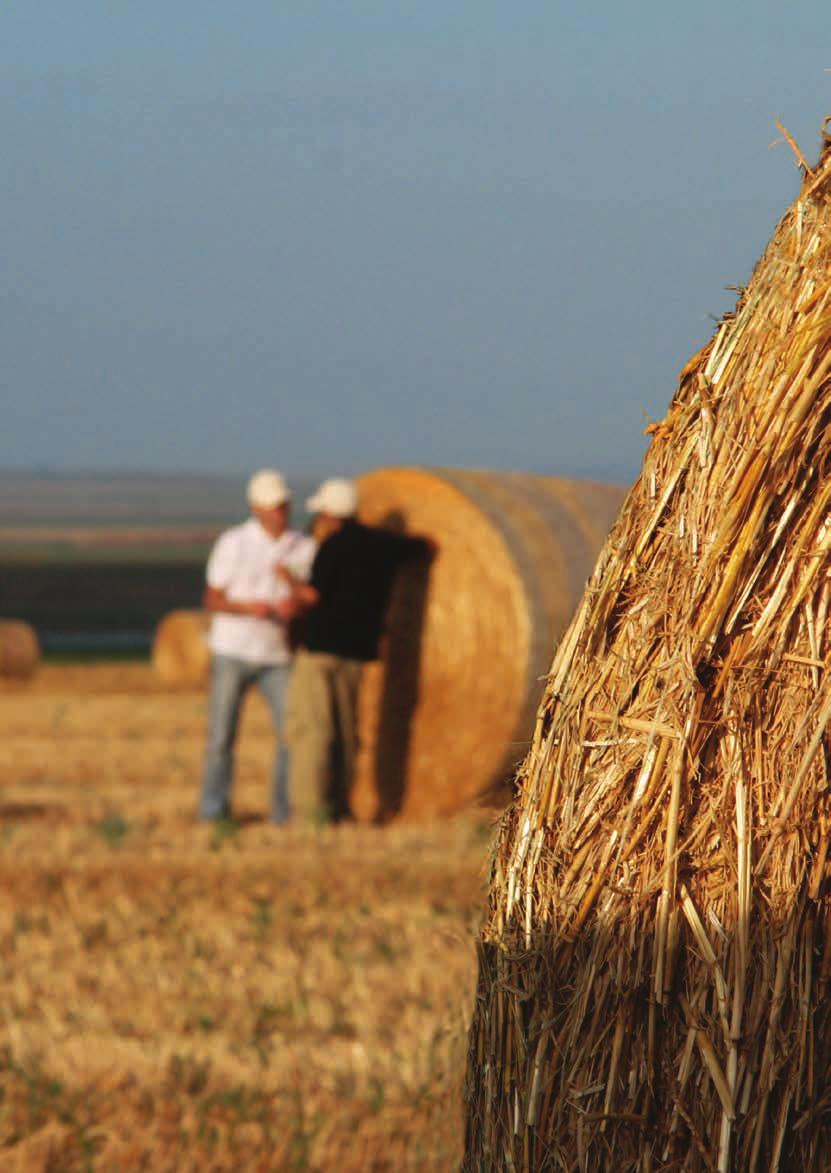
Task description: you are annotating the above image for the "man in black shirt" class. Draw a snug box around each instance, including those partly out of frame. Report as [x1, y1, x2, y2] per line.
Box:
[280, 477, 432, 822]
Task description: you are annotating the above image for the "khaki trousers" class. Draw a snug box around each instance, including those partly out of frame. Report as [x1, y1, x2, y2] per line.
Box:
[286, 650, 363, 821]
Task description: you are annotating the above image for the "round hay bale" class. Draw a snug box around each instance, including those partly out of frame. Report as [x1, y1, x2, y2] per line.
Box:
[151, 610, 211, 686]
[0, 620, 40, 678]
[350, 467, 624, 821]
[464, 134, 831, 1170]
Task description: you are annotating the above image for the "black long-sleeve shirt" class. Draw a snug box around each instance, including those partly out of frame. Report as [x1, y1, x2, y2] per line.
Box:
[302, 520, 429, 661]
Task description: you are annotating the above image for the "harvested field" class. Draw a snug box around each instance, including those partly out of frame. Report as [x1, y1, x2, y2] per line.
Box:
[0, 665, 489, 1171]
[0, 561, 205, 636]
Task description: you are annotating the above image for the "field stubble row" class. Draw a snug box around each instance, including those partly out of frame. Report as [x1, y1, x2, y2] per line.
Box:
[0, 665, 491, 1170]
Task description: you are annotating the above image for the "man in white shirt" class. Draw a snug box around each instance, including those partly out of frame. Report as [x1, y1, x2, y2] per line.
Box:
[198, 469, 316, 823]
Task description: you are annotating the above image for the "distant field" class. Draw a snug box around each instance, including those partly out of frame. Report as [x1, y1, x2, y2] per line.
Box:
[0, 473, 320, 530]
[1, 561, 206, 642]
[0, 473, 246, 526]
[0, 529, 216, 565]
[0, 527, 219, 543]
[0, 474, 320, 643]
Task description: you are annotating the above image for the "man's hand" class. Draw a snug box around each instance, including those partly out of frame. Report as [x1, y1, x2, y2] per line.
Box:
[271, 598, 298, 622]
[274, 562, 318, 611]
[203, 585, 291, 622]
[248, 600, 298, 622]
[274, 563, 297, 586]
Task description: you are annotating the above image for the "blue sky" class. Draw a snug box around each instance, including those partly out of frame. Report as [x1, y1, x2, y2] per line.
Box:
[2, 3, 829, 482]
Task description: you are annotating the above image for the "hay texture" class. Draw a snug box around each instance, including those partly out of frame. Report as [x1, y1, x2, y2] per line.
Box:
[463, 131, 831, 1171]
[351, 468, 623, 820]
[0, 621, 39, 678]
[151, 609, 210, 686]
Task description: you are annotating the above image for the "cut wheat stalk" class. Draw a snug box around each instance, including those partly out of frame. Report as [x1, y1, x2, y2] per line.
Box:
[464, 124, 831, 1170]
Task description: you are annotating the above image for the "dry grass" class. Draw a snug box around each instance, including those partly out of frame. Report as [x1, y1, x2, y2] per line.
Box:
[0, 665, 489, 1171]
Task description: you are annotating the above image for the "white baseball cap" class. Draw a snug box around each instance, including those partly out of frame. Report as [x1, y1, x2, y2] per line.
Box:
[305, 477, 358, 518]
[247, 469, 291, 509]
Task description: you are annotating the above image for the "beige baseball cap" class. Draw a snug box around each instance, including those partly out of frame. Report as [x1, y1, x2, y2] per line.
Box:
[247, 469, 291, 509]
[305, 477, 358, 518]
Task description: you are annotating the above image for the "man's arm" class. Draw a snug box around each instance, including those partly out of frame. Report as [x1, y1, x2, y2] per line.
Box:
[272, 567, 320, 612]
[203, 584, 294, 622]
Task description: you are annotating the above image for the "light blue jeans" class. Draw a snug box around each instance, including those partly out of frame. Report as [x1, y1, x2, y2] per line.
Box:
[198, 654, 291, 823]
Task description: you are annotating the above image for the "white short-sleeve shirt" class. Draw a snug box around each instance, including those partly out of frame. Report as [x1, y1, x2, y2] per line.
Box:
[206, 518, 316, 665]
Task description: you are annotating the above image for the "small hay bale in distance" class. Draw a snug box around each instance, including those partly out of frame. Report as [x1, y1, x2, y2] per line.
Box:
[351, 467, 624, 821]
[0, 620, 39, 678]
[463, 134, 831, 1170]
[151, 609, 210, 686]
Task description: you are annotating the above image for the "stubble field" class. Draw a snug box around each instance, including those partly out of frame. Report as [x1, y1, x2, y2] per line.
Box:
[0, 664, 492, 1171]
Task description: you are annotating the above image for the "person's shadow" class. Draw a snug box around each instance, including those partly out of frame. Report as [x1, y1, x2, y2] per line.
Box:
[372, 510, 431, 821]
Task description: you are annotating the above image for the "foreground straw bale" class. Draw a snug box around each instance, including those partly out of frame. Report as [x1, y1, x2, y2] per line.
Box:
[353, 468, 623, 820]
[0, 620, 39, 679]
[464, 129, 831, 1170]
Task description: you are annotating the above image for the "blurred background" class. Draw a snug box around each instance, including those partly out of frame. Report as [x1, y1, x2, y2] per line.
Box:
[0, 472, 309, 655]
